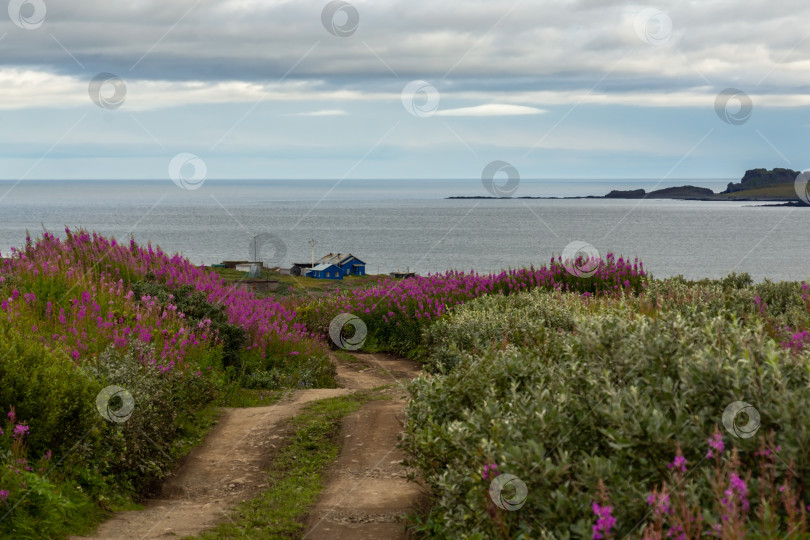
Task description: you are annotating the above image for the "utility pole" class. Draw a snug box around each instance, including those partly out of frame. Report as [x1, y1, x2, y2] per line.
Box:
[310, 239, 315, 268]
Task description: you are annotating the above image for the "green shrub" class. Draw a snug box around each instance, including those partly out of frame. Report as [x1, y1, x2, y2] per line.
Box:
[0, 323, 102, 460]
[236, 350, 337, 390]
[421, 289, 577, 372]
[0, 323, 105, 536]
[129, 280, 245, 369]
[83, 340, 219, 494]
[0, 327, 222, 536]
[403, 292, 810, 538]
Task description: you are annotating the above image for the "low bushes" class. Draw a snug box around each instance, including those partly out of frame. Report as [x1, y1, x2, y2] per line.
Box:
[421, 289, 577, 373]
[403, 287, 810, 538]
[0, 328, 222, 537]
[0, 229, 336, 537]
[297, 253, 647, 358]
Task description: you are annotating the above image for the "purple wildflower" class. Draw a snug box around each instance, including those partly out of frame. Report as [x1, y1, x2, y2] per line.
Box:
[647, 491, 672, 516]
[706, 432, 724, 458]
[592, 502, 616, 539]
[668, 454, 687, 473]
[723, 473, 750, 513]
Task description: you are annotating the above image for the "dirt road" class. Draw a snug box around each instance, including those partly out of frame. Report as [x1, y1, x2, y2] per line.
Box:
[304, 353, 425, 539]
[73, 352, 424, 540]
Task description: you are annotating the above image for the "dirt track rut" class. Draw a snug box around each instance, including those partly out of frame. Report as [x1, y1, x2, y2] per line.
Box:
[73, 352, 424, 540]
[304, 353, 425, 539]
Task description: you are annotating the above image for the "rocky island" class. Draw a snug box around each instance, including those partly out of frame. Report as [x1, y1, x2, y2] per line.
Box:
[604, 185, 714, 199]
[449, 168, 808, 205]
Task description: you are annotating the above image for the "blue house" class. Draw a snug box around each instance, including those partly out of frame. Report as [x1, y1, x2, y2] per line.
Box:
[315, 253, 366, 276]
[306, 263, 343, 280]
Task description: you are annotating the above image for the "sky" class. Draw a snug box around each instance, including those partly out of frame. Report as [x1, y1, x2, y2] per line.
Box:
[1, 0, 809, 182]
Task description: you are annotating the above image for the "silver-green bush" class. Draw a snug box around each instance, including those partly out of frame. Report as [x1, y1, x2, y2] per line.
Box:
[404, 291, 810, 538]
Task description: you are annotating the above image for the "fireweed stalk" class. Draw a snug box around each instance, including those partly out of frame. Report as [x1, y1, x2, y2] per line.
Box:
[596, 430, 809, 539]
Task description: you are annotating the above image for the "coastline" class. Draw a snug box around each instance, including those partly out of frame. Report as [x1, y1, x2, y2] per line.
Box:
[451, 169, 809, 206]
[446, 195, 808, 206]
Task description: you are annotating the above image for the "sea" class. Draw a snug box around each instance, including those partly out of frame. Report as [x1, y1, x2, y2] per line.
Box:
[0, 178, 806, 282]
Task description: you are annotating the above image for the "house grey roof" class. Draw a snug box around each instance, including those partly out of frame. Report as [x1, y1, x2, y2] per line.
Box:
[308, 263, 340, 272]
[316, 253, 366, 266]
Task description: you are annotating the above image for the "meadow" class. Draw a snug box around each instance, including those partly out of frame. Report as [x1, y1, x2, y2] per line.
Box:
[298, 253, 810, 538]
[0, 229, 333, 536]
[402, 280, 810, 538]
[1, 229, 808, 538]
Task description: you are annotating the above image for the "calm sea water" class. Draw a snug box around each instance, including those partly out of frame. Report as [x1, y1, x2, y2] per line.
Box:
[0, 179, 807, 282]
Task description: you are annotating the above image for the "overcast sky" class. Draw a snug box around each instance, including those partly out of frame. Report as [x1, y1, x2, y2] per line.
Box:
[1, 0, 809, 181]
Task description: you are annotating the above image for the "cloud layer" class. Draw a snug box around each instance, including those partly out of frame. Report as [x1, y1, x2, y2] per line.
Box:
[1, 0, 809, 179]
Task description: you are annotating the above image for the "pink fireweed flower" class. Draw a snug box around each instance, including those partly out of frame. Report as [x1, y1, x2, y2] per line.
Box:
[647, 490, 672, 516]
[481, 462, 498, 480]
[707, 431, 725, 458]
[13, 424, 29, 439]
[722, 472, 750, 513]
[0, 490, 8, 504]
[668, 453, 687, 473]
[591, 503, 616, 539]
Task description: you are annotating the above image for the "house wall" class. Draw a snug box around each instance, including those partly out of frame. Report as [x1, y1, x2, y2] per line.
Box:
[306, 265, 344, 280]
[338, 256, 365, 276]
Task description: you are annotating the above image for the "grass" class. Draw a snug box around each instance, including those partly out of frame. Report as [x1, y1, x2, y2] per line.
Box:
[331, 348, 365, 364]
[216, 386, 285, 408]
[716, 183, 799, 199]
[208, 267, 386, 298]
[189, 389, 387, 539]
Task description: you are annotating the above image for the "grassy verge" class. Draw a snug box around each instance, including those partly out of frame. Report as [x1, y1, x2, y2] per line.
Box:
[715, 183, 798, 198]
[208, 267, 385, 298]
[331, 348, 365, 364]
[190, 390, 387, 539]
[215, 386, 285, 408]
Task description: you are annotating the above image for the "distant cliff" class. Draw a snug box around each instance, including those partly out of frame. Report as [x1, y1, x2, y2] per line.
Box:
[605, 185, 714, 199]
[448, 168, 803, 204]
[723, 168, 800, 193]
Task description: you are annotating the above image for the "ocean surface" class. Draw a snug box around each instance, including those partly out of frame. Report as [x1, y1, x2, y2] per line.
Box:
[0, 179, 807, 282]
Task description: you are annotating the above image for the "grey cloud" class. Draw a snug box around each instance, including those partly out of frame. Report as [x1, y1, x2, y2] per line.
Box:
[1, 0, 809, 97]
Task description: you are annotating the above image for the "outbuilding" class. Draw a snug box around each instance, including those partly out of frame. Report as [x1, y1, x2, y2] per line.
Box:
[305, 263, 344, 280]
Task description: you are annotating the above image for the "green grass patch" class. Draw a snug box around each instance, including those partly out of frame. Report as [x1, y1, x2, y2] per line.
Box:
[208, 267, 385, 299]
[215, 385, 285, 408]
[190, 390, 386, 540]
[331, 349, 365, 364]
[716, 183, 798, 198]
